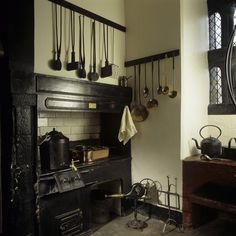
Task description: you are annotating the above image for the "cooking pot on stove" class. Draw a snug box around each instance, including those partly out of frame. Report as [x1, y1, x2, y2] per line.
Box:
[39, 128, 70, 172]
[192, 125, 222, 158]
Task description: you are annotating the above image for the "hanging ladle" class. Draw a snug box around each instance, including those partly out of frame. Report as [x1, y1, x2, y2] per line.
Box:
[157, 60, 162, 95]
[162, 56, 169, 95]
[131, 65, 149, 122]
[88, 21, 99, 81]
[147, 60, 158, 109]
[143, 63, 149, 98]
[168, 55, 177, 98]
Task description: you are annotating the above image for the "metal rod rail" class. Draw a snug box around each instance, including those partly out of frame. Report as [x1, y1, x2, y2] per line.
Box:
[48, 0, 126, 32]
[124, 49, 180, 67]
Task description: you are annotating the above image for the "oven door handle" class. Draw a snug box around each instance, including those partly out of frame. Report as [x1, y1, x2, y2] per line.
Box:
[79, 169, 94, 174]
[85, 181, 99, 186]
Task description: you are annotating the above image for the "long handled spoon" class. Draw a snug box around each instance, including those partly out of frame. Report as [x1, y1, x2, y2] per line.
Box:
[168, 55, 177, 98]
[162, 56, 169, 95]
[157, 60, 162, 95]
[143, 63, 149, 98]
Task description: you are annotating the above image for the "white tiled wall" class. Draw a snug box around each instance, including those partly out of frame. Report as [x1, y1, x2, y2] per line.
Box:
[38, 111, 100, 141]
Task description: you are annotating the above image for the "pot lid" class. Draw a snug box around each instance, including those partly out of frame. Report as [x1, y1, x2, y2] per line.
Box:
[40, 128, 69, 144]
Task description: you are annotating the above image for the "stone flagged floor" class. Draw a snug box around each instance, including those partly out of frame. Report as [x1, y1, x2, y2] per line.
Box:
[90, 213, 236, 236]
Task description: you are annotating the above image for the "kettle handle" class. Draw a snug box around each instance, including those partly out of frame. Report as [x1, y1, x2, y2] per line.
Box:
[199, 125, 222, 139]
[228, 138, 236, 148]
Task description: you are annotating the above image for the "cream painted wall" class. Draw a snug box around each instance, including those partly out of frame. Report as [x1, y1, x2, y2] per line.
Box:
[125, 0, 182, 203]
[34, 0, 126, 85]
[208, 115, 236, 146]
[180, 0, 209, 159]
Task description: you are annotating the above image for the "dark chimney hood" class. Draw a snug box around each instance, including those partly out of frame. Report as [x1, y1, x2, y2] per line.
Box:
[36, 74, 132, 113]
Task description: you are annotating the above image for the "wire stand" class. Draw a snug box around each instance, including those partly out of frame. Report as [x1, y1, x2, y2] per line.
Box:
[160, 176, 183, 234]
[126, 198, 148, 230]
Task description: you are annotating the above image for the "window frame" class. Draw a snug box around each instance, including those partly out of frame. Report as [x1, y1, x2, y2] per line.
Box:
[207, 0, 236, 114]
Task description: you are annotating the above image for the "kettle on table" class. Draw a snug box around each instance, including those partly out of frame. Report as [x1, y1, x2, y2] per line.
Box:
[192, 125, 222, 159]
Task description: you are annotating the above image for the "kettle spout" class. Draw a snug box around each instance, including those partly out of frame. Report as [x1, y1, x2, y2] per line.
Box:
[192, 138, 201, 150]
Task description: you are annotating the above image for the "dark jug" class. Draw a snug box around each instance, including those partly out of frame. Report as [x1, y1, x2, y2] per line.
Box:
[192, 125, 222, 158]
[39, 128, 70, 173]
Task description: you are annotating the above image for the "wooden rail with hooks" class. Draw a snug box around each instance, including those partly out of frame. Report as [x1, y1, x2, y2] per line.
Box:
[124, 49, 180, 67]
[48, 0, 126, 32]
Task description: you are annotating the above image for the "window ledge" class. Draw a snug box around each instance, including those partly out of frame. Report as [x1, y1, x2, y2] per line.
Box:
[208, 104, 236, 115]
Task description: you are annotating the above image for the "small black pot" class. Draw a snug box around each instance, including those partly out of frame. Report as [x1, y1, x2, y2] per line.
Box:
[39, 128, 70, 173]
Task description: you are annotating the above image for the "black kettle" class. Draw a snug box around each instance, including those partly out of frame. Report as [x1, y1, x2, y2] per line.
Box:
[192, 125, 222, 158]
[39, 128, 70, 173]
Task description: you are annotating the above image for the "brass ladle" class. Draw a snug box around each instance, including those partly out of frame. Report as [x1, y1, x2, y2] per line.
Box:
[169, 55, 177, 98]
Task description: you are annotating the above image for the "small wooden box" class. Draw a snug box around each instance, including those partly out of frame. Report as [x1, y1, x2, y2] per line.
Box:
[85, 146, 109, 162]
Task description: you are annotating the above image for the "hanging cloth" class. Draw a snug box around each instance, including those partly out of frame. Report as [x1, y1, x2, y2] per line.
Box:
[118, 106, 138, 145]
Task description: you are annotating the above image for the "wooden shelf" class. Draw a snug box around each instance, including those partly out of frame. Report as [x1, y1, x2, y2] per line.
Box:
[189, 194, 236, 214]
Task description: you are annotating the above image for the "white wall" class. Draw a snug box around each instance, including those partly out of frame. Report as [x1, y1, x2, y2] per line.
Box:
[34, 0, 126, 85]
[180, 0, 209, 159]
[208, 115, 236, 146]
[125, 0, 182, 201]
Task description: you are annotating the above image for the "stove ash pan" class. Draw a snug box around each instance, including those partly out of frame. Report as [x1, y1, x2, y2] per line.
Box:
[37, 170, 90, 236]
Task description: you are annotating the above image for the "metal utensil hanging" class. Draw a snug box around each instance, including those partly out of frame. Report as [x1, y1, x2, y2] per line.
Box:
[77, 15, 86, 78]
[162, 57, 169, 95]
[88, 20, 99, 81]
[131, 65, 149, 122]
[157, 60, 162, 95]
[51, 4, 62, 70]
[143, 63, 149, 98]
[66, 10, 79, 70]
[101, 24, 112, 77]
[147, 60, 158, 109]
[168, 55, 177, 98]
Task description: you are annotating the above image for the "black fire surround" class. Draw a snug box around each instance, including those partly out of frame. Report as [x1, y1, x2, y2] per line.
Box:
[5, 73, 132, 236]
[1, 2, 132, 235]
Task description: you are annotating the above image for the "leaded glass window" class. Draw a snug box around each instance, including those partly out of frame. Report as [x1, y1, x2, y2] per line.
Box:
[209, 12, 222, 50]
[210, 67, 222, 104]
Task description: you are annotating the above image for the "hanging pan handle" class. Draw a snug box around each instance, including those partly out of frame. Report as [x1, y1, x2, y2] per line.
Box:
[228, 138, 236, 148]
[199, 125, 222, 139]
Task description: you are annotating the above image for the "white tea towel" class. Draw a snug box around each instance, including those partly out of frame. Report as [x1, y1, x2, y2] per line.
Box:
[118, 106, 137, 145]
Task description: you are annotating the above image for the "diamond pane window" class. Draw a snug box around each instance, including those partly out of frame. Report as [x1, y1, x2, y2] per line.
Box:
[210, 67, 222, 104]
[209, 12, 222, 50]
